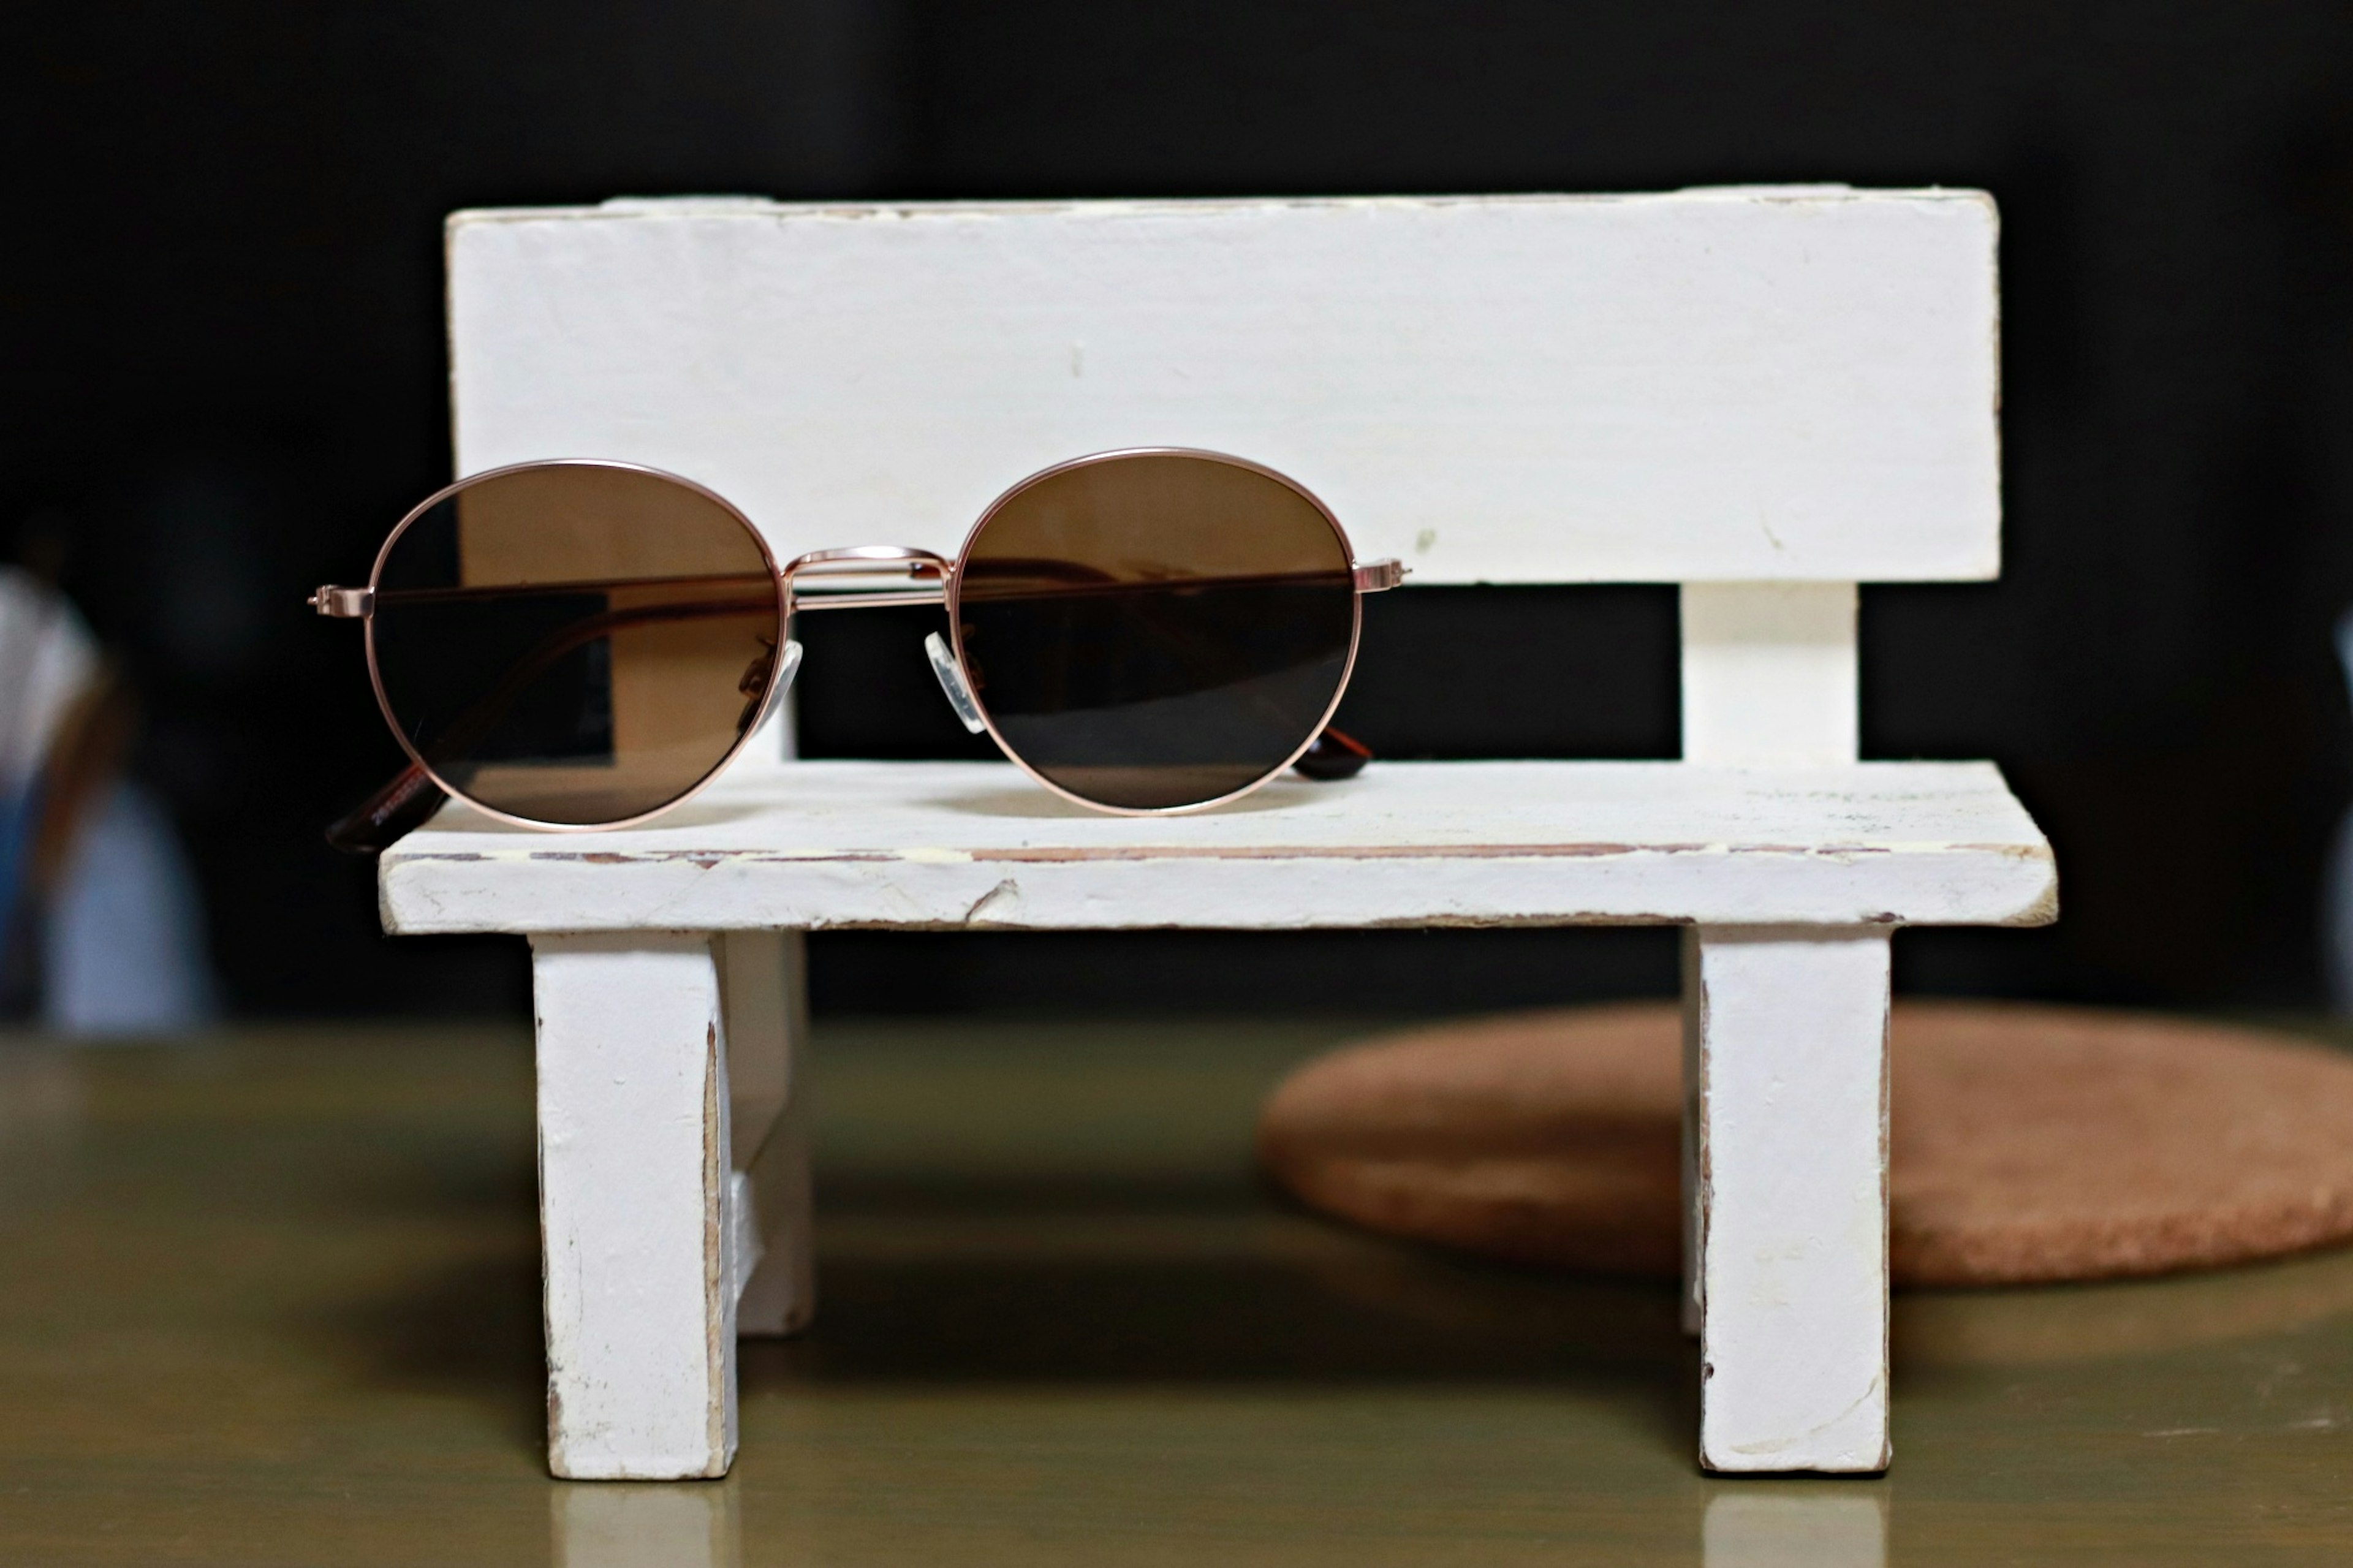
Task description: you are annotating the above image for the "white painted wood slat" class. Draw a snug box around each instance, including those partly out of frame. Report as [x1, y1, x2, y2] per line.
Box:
[446, 189, 1999, 584]
[1682, 583, 1860, 765]
[382, 760, 2053, 936]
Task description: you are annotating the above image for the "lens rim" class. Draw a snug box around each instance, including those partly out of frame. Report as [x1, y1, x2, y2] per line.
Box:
[362, 458, 788, 833]
[945, 447, 1363, 816]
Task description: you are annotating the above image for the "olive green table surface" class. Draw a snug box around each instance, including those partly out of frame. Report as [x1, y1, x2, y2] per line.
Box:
[3, 1018, 2352, 1566]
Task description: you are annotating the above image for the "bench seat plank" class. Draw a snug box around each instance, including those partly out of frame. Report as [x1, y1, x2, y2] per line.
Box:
[381, 760, 2054, 935]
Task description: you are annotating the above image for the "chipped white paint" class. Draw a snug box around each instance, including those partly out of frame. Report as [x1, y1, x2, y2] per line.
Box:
[431, 189, 2044, 1480]
[445, 189, 1999, 583]
[1683, 583, 1860, 765]
[1688, 926, 1893, 1473]
[531, 933, 736, 1479]
[1681, 930, 1708, 1339]
[382, 760, 2052, 934]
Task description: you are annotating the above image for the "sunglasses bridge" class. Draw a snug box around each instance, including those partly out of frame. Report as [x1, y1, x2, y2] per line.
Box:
[781, 545, 952, 614]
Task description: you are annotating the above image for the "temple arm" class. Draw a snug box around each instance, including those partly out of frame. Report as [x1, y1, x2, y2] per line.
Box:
[324, 592, 775, 853]
[327, 763, 447, 854]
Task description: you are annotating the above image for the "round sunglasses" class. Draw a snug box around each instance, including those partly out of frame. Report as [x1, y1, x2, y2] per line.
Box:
[311, 448, 1406, 851]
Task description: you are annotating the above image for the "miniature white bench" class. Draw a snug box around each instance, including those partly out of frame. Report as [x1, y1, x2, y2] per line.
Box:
[385, 188, 2052, 1480]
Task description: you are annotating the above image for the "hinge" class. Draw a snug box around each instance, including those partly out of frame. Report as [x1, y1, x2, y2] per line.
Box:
[1352, 559, 1408, 592]
[309, 585, 373, 618]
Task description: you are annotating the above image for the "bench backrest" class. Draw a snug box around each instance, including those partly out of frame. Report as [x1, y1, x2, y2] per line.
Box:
[446, 189, 2000, 765]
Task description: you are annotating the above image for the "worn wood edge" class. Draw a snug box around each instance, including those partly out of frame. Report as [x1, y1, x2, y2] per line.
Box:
[445, 185, 1996, 233]
[381, 847, 2055, 936]
[532, 933, 737, 1482]
[1680, 929, 1706, 1338]
[700, 1014, 733, 1475]
[381, 761, 2048, 857]
[387, 839, 2052, 867]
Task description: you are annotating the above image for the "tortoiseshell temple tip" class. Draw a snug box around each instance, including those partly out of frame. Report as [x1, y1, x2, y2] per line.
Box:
[1293, 727, 1373, 782]
[326, 765, 448, 855]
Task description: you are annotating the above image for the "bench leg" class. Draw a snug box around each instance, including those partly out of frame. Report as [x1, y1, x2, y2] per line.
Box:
[721, 930, 816, 1336]
[1685, 923, 1891, 1474]
[532, 932, 738, 1480]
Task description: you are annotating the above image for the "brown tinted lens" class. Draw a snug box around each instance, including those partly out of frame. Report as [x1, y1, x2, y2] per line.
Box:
[953, 452, 1356, 811]
[369, 463, 780, 827]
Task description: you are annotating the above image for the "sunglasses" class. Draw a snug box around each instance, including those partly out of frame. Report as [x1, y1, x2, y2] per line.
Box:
[311, 447, 1406, 851]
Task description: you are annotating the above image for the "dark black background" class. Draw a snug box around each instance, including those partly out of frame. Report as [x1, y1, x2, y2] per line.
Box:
[8, 2, 2353, 1018]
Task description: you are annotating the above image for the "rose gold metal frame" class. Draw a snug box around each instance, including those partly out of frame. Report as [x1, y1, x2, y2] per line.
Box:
[945, 447, 1366, 817]
[322, 450, 1400, 833]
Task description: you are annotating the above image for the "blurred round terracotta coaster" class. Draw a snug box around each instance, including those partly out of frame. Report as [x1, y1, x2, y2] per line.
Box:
[1257, 1002, 2353, 1287]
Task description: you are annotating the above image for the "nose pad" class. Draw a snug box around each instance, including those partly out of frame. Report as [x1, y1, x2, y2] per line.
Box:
[771, 638, 805, 697]
[737, 639, 803, 734]
[923, 632, 988, 735]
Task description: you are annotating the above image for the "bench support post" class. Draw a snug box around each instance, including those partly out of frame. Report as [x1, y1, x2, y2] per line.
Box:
[721, 930, 816, 1336]
[532, 931, 738, 1479]
[1677, 578, 1865, 1347]
[1684, 923, 1891, 1474]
